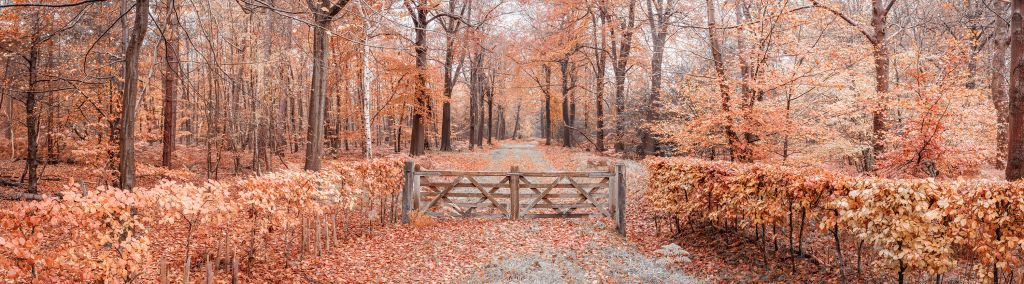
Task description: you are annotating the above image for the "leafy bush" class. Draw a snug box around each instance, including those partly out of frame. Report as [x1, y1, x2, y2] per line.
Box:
[646, 157, 1024, 282]
[0, 158, 404, 282]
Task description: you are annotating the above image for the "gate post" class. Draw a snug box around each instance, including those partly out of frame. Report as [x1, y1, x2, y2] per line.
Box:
[510, 166, 520, 220]
[614, 164, 626, 236]
[401, 160, 415, 224]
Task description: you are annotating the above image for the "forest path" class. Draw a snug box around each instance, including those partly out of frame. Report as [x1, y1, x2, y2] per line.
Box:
[302, 143, 700, 283]
[458, 143, 700, 283]
[483, 143, 556, 171]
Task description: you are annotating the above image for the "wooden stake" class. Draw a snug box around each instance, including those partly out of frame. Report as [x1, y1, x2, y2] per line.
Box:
[614, 164, 626, 236]
[183, 254, 190, 284]
[231, 251, 239, 284]
[300, 217, 307, 260]
[315, 215, 323, 256]
[283, 223, 290, 261]
[401, 160, 414, 223]
[331, 213, 338, 247]
[343, 210, 349, 240]
[510, 166, 520, 219]
[205, 255, 213, 284]
[221, 230, 229, 265]
[159, 255, 168, 284]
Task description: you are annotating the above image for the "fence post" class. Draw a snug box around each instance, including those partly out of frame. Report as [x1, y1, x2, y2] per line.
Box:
[510, 166, 520, 220]
[205, 255, 214, 284]
[615, 164, 626, 236]
[158, 255, 168, 284]
[401, 160, 415, 224]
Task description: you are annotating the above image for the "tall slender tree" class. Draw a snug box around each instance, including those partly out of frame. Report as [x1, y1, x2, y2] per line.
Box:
[304, 0, 350, 171]
[705, 0, 738, 161]
[812, 0, 897, 170]
[162, 0, 180, 168]
[642, 0, 672, 156]
[406, 0, 431, 156]
[118, 0, 152, 190]
[608, 0, 636, 152]
[590, 6, 607, 152]
[439, 0, 469, 151]
[1006, 0, 1024, 180]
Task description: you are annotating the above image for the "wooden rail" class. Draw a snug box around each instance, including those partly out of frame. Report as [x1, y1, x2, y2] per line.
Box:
[400, 161, 627, 236]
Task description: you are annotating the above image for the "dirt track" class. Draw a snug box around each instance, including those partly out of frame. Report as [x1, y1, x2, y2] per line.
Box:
[460, 143, 700, 284]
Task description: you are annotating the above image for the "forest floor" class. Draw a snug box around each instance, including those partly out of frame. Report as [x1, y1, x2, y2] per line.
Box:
[298, 143, 701, 283]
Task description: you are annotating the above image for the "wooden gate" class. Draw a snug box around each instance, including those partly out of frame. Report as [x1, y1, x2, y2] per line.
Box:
[399, 161, 627, 235]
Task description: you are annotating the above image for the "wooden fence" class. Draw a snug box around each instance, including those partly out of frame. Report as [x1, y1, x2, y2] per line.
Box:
[400, 161, 626, 235]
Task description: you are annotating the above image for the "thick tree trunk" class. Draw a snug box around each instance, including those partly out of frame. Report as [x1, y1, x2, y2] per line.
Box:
[305, 0, 348, 169]
[162, 0, 179, 168]
[409, 7, 429, 156]
[1006, 0, 1024, 180]
[441, 39, 456, 151]
[117, 0, 151, 191]
[304, 16, 330, 171]
[994, 3, 1011, 169]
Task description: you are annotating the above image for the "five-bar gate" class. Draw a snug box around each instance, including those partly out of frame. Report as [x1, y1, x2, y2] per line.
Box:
[400, 161, 627, 235]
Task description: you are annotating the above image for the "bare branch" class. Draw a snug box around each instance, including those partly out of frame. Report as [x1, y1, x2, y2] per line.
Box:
[810, 0, 876, 44]
[0, 0, 107, 9]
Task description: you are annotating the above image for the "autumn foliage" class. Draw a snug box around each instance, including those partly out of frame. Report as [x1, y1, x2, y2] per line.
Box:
[646, 157, 1024, 282]
[0, 158, 403, 282]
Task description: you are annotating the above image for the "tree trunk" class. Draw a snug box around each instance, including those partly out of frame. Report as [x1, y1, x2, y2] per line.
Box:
[409, 6, 429, 156]
[469, 52, 481, 148]
[1006, 0, 1024, 180]
[706, 0, 739, 161]
[592, 10, 607, 152]
[487, 74, 494, 145]
[643, 0, 671, 156]
[305, 16, 330, 171]
[23, 45, 39, 193]
[611, 0, 636, 152]
[868, 0, 891, 170]
[994, 2, 1011, 169]
[304, 0, 347, 170]
[162, 0, 179, 168]
[513, 103, 521, 139]
[118, 0, 151, 191]
[441, 38, 456, 151]
[360, 5, 374, 159]
[544, 64, 553, 145]
[560, 59, 573, 147]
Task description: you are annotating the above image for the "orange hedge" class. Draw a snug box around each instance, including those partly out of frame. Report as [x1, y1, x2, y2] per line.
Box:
[0, 158, 404, 282]
[646, 157, 1024, 282]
